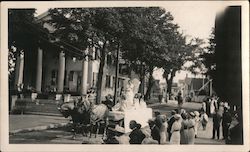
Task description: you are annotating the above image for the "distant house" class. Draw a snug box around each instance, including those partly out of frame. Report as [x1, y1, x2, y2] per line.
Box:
[180, 76, 213, 102]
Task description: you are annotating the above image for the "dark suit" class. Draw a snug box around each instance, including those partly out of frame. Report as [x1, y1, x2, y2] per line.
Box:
[151, 125, 160, 144]
[222, 111, 232, 139]
[129, 128, 145, 144]
[212, 112, 222, 139]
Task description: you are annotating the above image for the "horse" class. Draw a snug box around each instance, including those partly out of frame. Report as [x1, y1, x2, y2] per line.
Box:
[58, 100, 90, 139]
[79, 98, 110, 138]
[58, 97, 110, 139]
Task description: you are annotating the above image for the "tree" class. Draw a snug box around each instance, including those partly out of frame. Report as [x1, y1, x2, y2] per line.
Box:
[200, 28, 216, 77]
[48, 8, 124, 103]
[119, 7, 179, 100]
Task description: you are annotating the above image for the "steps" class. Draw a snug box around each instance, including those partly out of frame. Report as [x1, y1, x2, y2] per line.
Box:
[12, 98, 62, 115]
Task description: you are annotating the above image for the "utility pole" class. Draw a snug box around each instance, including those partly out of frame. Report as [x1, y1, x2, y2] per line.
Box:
[114, 42, 120, 104]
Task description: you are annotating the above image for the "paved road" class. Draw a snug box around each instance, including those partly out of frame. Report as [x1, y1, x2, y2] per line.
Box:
[9, 101, 224, 145]
[9, 114, 69, 132]
[9, 119, 224, 145]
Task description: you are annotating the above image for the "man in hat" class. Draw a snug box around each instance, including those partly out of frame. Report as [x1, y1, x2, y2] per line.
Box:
[222, 107, 232, 140]
[129, 120, 145, 144]
[212, 109, 222, 139]
[148, 119, 160, 144]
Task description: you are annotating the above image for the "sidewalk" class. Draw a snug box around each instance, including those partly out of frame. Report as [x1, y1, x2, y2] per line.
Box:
[148, 100, 202, 110]
[9, 114, 70, 134]
[195, 118, 224, 144]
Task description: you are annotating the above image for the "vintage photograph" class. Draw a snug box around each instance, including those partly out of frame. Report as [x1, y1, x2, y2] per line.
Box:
[1, 1, 249, 151]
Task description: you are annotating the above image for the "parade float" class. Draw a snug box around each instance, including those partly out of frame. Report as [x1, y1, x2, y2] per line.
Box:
[107, 78, 153, 133]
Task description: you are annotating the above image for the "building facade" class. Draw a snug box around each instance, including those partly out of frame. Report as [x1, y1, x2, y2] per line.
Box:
[12, 11, 145, 100]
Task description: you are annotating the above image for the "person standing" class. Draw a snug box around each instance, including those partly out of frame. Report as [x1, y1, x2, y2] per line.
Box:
[148, 119, 161, 144]
[200, 110, 209, 130]
[222, 107, 232, 140]
[212, 109, 222, 139]
[170, 114, 182, 144]
[180, 113, 189, 144]
[158, 88, 164, 104]
[159, 115, 168, 144]
[194, 111, 200, 138]
[187, 112, 196, 144]
[205, 97, 211, 116]
[201, 100, 206, 113]
[227, 112, 243, 144]
[129, 120, 145, 144]
[177, 92, 183, 108]
[167, 110, 177, 141]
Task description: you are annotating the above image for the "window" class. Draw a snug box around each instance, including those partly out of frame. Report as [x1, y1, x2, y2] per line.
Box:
[92, 72, 98, 87]
[69, 71, 74, 81]
[106, 52, 113, 65]
[112, 76, 116, 89]
[119, 64, 129, 75]
[51, 70, 58, 85]
[105, 75, 111, 88]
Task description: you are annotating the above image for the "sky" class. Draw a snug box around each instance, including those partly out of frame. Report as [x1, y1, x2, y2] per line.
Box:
[35, 2, 228, 83]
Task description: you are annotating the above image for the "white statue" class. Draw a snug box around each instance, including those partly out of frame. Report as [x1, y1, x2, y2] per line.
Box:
[124, 80, 134, 106]
[112, 78, 147, 111]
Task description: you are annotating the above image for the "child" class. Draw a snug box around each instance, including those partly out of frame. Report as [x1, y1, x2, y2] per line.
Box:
[200, 110, 209, 130]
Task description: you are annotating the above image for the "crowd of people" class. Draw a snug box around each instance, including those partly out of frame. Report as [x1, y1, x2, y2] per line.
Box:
[111, 94, 242, 145]
[201, 95, 243, 144]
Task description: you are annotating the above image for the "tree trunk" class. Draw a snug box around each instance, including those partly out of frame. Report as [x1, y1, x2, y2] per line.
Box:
[164, 78, 168, 102]
[167, 69, 176, 100]
[95, 42, 107, 104]
[144, 67, 154, 100]
[139, 64, 145, 95]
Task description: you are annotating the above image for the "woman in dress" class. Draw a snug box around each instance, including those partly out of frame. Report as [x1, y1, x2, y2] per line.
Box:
[187, 112, 196, 144]
[194, 111, 200, 138]
[159, 115, 168, 144]
[170, 114, 182, 144]
[180, 113, 189, 144]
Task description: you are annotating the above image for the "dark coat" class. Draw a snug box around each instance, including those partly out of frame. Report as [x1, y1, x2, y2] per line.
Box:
[213, 112, 222, 128]
[151, 125, 161, 144]
[129, 128, 146, 144]
[228, 122, 243, 144]
[167, 116, 175, 133]
[222, 111, 232, 126]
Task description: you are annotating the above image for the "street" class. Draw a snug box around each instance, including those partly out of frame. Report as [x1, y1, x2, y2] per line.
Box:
[9, 101, 224, 145]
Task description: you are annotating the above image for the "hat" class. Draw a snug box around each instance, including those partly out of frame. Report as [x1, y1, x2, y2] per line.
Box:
[190, 112, 195, 117]
[174, 114, 181, 120]
[147, 119, 155, 124]
[194, 111, 200, 116]
[171, 110, 177, 115]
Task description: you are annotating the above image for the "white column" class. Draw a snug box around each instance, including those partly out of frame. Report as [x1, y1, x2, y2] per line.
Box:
[14, 52, 24, 89]
[57, 51, 65, 93]
[36, 48, 43, 93]
[81, 56, 88, 95]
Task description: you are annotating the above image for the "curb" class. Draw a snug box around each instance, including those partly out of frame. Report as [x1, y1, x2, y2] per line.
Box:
[9, 122, 69, 135]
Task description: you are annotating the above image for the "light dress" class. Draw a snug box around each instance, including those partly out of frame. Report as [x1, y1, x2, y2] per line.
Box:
[170, 120, 182, 144]
[187, 118, 195, 144]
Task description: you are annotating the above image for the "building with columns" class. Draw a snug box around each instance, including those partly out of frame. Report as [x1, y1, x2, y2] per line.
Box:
[11, 11, 145, 100]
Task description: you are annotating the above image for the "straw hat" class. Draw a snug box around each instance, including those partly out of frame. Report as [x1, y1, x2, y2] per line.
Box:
[174, 114, 181, 120]
[190, 112, 195, 117]
[194, 111, 200, 116]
